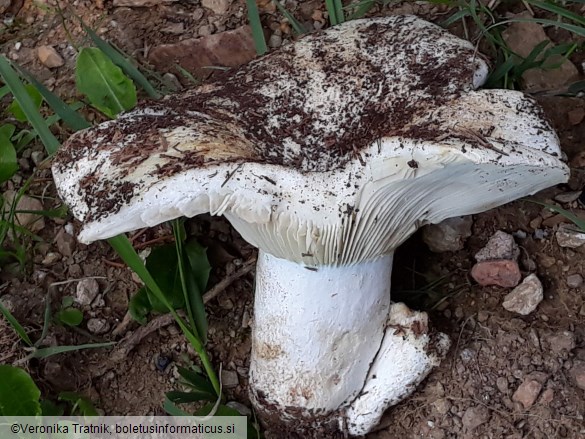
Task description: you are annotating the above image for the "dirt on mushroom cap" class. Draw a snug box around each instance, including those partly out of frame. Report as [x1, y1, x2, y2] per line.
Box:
[53, 15, 487, 223]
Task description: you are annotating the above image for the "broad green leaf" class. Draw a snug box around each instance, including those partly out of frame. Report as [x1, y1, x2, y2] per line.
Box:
[84, 26, 161, 100]
[144, 243, 186, 313]
[178, 366, 216, 395]
[0, 365, 41, 415]
[61, 296, 74, 308]
[184, 240, 211, 342]
[7, 84, 43, 122]
[76, 47, 137, 118]
[0, 56, 60, 154]
[56, 307, 83, 327]
[128, 287, 151, 324]
[0, 124, 18, 183]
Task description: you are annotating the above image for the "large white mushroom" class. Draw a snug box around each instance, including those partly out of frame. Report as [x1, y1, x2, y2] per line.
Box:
[52, 15, 568, 436]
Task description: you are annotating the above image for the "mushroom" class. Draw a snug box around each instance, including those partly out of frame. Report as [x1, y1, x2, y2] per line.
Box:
[52, 15, 568, 436]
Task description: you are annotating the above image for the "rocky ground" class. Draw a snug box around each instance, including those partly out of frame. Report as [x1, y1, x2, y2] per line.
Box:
[1, 0, 584, 438]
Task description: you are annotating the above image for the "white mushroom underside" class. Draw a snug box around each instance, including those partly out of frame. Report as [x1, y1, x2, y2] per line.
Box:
[250, 251, 450, 435]
[54, 89, 568, 267]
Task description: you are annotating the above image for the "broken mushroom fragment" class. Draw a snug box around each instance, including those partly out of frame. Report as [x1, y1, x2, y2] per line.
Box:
[52, 15, 568, 437]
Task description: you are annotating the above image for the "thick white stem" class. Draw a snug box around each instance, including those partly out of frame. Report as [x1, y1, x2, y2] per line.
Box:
[249, 251, 449, 436]
[250, 251, 393, 414]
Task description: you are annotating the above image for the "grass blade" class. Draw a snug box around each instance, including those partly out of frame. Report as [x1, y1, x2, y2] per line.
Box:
[0, 56, 60, 155]
[15, 66, 91, 131]
[0, 299, 33, 346]
[33, 342, 116, 359]
[246, 0, 268, 55]
[84, 26, 161, 100]
[528, 0, 585, 26]
[273, 0, 307, 35]
[487, 18, 585, 38]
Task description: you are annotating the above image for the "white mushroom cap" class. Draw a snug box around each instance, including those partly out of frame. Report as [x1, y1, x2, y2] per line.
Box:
[53, 16, 568, 265]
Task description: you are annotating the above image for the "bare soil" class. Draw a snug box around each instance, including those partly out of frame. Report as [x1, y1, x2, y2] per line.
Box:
[1, 1, 584, 438]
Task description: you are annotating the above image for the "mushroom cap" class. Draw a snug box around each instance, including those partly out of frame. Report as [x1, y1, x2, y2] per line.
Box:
[53, 15, 568, 265]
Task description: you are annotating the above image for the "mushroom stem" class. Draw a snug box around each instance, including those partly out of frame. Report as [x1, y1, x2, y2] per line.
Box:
[249, 251, 448, 435]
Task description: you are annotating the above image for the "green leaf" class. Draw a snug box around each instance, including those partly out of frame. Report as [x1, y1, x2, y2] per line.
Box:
[129, 287, 151, 324]
[15, 65, 91, 131]
[0, 297, 33, 346]
[76, 47, 137, 118]
[178, 366, 216, 395]
[0, 56, 60, 155]
[56, 307, 83, 327]
[0, 365, 42, 415]
[246, 0, 268, 55]
[528, 0, 585, 26]
[0, 124, 18, 183]
[61, 296, 74, 308]
[84, 26, 161, 100]
[59, 391, 99, 416]
[32, 342, 116, 359]
[184, 240, 211, 342]
[144, 243, 187, 313]
[7, 84, 43, 122]
[163, 396, 190, 416]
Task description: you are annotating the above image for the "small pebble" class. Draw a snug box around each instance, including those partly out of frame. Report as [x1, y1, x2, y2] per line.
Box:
[567, 273, 583, 288]
[502, 274, 543, 315]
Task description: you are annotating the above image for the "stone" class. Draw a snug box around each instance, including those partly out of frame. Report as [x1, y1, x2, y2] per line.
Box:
[470, 260, 521, 288]
[221, 370, 239, 388]
[422, 216, 473, 253]
[3, 190, 45, 233]
[496, 376, 509, 394]
[87, 318, 110, 334]
[201, 0, 230, 15]
[37, 45, 64, 68]
[461, 405, 490, 430]
[41, 252, 61, 265]
[538, 388, 554, 405]
[567, 107, 585, 125]
[268, 34, 282, 48]
[149, 26, 256, 80]
[31, 151, 44, 166]
[502, 274, 543, 315]
[55, 229, 76, 257]
[545, 331, 576, 354]
[0, 294, 18, 313]
[76, 278, 100, 306]
[556, 223, 585, 248]
[502, 13, 579, 92]
[0, 0, 11, 14]
[475, 230, 519, 261]
[512, 379, 542, 409]
[432, 398, 451, 415]
[554, 191, 581, 204]
[569, 361, 585, 391]
[113, 0, 177, 6]
[566, 273, 583, 288]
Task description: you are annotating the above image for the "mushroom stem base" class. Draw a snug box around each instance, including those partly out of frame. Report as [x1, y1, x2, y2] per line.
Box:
[249, 251, 449, 436]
